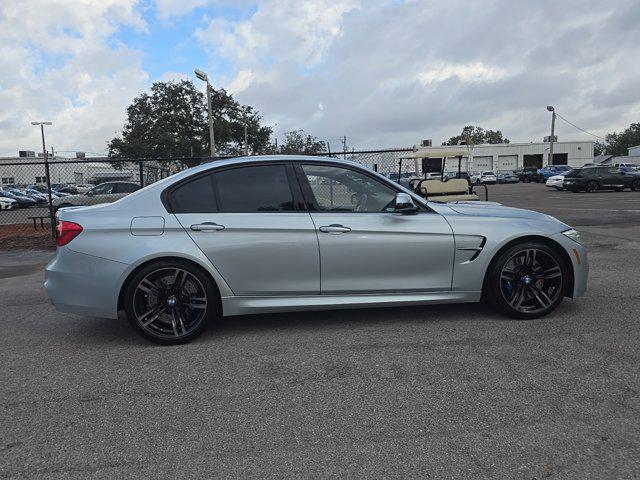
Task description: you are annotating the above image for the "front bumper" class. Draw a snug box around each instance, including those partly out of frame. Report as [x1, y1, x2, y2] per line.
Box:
[551, 232, 588, 298]
[44, 247, 128, 319]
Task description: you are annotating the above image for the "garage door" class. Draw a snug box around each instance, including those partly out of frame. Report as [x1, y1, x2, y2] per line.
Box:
[472, 156, 493, 171]
[497, 155, 517, 171]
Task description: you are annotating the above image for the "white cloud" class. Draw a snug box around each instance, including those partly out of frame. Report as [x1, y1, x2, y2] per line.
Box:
[193, 0, 640, 148]
[0, 0, 148, 156]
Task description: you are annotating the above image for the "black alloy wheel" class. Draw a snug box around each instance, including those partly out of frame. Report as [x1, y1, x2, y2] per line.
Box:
[585, 180, 598, 193]
[632, 179, 640, 192]
[124, 260, 218, 344]
[486, 242, 567, 319]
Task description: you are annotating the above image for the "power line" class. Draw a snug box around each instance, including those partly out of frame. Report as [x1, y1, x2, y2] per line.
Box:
[554, 112, 607, 141]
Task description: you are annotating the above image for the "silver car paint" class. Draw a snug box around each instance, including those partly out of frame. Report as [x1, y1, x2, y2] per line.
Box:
[45, 155, 588, 320]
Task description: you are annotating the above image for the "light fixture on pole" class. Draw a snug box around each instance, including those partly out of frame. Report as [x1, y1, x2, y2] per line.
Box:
[31, 121, 55, 238]
[546, 105, 556, 167]
[195, 68, 216, 157]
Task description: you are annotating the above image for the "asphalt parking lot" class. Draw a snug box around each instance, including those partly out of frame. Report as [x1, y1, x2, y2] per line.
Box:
[1, 183, 639, 479]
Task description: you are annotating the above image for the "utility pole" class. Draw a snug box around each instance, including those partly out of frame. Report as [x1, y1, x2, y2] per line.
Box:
[194, 68, 216, 157]
[244, 123, 249, 156]
[546, 106, 556, 166]
[31, 121, 55, 239]
[342, 135, 347, 160]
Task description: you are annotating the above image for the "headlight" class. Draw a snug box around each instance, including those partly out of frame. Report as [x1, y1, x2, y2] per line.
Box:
[562, 228, 581, 244]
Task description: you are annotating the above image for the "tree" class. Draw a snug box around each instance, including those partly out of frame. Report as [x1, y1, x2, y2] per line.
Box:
[108, 80, 272, 168]
[276, 130, 327, 154]
[442, 125, 510, 146]
[594, 140, 606, 156]
[603, 123, 640, 156]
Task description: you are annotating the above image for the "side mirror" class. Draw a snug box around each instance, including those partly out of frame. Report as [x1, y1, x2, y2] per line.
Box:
[393, 192, 419, 214]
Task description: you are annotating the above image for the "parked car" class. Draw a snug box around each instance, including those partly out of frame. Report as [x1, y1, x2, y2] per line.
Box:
[537, 165, 572, 181]
[563, 166, 640, 192]
[0, 196, 17, 210]
[12, 188, 47, 204]
[497, 171, 519, 183]
[515, 166, 540, 183]
[611, 162, 639, 170]
[0, 190, 36, 208]
[52, 181, 141, 209]
[51, 184, 79, 195]
[472, 171, 497, 184]
[45, 156, 588, 345]
[25, 188, 59, 201]
[546, 173, 571, 190]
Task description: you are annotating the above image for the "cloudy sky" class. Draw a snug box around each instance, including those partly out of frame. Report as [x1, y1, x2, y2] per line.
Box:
[1, 0, 639, 156]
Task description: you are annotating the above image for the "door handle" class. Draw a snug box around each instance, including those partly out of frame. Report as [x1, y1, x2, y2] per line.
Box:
[190, 222, 225, 232]
[319, 224, 351, 234]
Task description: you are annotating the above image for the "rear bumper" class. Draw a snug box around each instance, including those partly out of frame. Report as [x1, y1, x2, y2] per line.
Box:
[44, 247, 127, 319]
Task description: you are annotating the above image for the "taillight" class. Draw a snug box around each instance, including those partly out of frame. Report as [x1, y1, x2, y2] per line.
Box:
[56, 221, 83, 246]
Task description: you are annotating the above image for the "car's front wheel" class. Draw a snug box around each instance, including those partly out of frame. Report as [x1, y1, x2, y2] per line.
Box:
[124, 260, 220, 344]
[631, 179, 640, 192]
[485, 242, 567, 319]
[585, 180, 598, 193]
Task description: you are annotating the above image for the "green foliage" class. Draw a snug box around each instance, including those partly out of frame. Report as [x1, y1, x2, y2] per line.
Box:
[108, 80, 272, 168]
[603, 123, 640, 156]
[442, 125, 510, 146]
[594, 140, 606, 156]
[276, 130, 327, 154]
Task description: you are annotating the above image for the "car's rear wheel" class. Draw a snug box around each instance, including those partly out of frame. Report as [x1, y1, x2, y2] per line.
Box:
[586, 180, 598, 193]
[485, 242, 567, 319]
[631, 179, 640, 192]
[124, 260, 219, 345]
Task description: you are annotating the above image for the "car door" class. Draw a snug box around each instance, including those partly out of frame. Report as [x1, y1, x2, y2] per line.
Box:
[296, 163, 455, 295]
[170, 163, 320, 296]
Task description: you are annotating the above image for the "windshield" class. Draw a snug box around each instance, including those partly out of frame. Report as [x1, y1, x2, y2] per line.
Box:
[482, 171, 494, 175]
[563, 169, 581, 178]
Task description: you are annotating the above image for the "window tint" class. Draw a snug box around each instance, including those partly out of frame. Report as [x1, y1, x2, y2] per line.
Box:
[214, 165, 295, 213]
[596, 167, 609, 175]
[116, 183, 140, 193]
[301, 164, 396, 212]
[91, 183, 115, 194]
[171, 174, 217, 213]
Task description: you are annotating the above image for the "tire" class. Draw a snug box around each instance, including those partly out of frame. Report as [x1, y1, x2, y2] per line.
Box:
[554, 187, 562, 191]
[632, 179, 640, 192]
[124, 259, 220, 345]
[586, 180, 598, 193]
[615, 187, 623, 192]
[485, 242, 567, 320]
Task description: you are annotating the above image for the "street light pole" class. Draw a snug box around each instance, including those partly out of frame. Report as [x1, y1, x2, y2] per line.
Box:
[31, 121, 55, 238]
[546, 106, 556, 166]
[195, 68, 216, 157]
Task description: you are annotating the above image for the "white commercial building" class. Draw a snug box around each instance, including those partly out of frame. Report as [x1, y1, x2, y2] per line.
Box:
[408, 140, 594, 174]
[628, 145, 640, 157]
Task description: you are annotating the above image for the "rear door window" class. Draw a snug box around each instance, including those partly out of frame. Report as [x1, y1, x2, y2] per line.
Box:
[214, 165, 296, 213]
[171, 174, 218, 213]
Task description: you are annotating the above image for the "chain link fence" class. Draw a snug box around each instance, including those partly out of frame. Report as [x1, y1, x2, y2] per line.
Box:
[0, 149, 418, 248]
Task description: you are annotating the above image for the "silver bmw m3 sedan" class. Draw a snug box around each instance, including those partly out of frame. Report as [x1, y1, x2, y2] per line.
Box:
[45, 156, 588, 344]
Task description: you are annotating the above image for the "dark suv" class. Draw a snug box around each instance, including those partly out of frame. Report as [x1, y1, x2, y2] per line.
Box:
[563, 166, 640, 193]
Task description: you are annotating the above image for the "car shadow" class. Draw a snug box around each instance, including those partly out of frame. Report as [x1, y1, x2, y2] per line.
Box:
[63, 302, 503, 347]
[203, 302, 499, 339]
